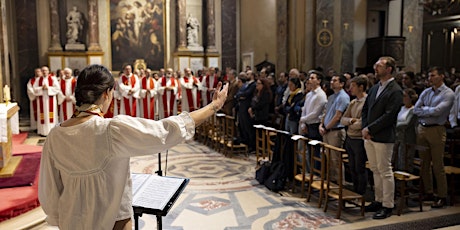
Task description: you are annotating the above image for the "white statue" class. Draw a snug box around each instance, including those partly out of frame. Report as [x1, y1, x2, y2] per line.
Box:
[186, 14, 200, 47]
[66, 6, 83, 44]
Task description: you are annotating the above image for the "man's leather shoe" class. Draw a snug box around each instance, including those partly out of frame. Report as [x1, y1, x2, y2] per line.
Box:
[372, 207, 393, 219]
[422, 193, 434, 201]
[431, 198, 446, 208]
[365, 201, 382, 212]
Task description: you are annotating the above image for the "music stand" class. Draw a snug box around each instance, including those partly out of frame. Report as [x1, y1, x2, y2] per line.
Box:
[133, 151, 188, 230]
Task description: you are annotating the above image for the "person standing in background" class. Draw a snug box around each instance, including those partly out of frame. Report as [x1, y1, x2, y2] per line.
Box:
[362, 56, 403, 219]
[58, 68, 77, 122]
[413, 66, 455, 208]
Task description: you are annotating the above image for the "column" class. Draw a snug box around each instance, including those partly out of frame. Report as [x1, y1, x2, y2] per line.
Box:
[388, 0, 402, 36]
[176, 0, 187, 51]
[403, 1, 424, 71]
[276, 0, 288, 73]
[205, 0, 217, 53]
[48, 0, 62, 51]
[88, 0, 101, 51]
[221, 0, 237, 69]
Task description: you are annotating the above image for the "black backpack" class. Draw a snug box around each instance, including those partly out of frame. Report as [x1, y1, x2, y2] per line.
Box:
[255, 161, 271, 184]
[263, 161, 286, 192]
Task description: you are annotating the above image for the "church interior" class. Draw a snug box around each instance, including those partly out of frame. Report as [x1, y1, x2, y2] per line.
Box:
[1, 0, 460, 229]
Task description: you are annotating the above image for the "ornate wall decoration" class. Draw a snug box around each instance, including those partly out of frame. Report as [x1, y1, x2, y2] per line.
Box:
[317, 28, 333, 47]
[110, 0, 165, 70]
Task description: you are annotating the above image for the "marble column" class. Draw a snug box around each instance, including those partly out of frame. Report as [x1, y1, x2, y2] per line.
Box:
[388, 0, 403, 36]
[176, 0, 187, 51]
[276, 0, 288, 73]
[403, 1, 424, 72]
[205, 0, 217, 53]
[221, 0, 236, 69]
[315, 0, 333, 71]
[340, 0, 354, 72]
[88, 0, 101, 51]
[48, 0, 62, 51]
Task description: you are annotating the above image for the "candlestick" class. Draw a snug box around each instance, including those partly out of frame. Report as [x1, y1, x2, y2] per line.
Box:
[3, 85, 10, 103]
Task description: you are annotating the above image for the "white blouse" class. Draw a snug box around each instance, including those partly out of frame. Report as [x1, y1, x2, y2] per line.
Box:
[38, 113, 195, 230]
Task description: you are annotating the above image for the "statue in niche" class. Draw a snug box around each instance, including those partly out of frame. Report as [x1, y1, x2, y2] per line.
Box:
[66, 6, 83, 44]
[186, 14, 200, 47]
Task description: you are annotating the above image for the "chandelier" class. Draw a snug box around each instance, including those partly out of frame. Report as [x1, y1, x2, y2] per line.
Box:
[423, 0, 460, 15]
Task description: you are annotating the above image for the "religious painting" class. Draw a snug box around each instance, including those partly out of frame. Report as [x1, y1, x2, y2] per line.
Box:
[110, 0, 165, 71]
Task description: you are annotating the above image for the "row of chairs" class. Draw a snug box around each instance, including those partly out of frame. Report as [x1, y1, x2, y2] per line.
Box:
[291, 136, 365, 219]
[195, 113, 249, 157]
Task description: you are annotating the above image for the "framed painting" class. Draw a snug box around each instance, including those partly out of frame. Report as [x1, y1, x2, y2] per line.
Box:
[110, 0, 165, 71]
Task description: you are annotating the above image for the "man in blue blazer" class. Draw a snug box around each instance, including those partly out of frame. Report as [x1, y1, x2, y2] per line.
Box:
[362, 56, 403, 219]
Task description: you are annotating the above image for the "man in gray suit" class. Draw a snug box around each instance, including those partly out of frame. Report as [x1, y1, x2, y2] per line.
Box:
[362, 56, 403, 219]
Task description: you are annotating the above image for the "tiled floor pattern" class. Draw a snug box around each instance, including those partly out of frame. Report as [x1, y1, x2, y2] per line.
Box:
[1, 138, 459, 230]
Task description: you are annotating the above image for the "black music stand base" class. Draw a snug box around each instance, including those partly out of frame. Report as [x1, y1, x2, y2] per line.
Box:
[134, 152, 164, 230]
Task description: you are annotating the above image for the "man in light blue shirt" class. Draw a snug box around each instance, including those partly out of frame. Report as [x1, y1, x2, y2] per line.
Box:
[413, 66, 455, 208]
[319, 73, 350, 183]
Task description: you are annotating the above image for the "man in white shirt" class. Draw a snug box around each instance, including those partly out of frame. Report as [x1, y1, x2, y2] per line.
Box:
[58, 68, 77, 122]
[118, 65, 140, 117]
[180, 67, 202, 112]
[299, 70, 327, 170]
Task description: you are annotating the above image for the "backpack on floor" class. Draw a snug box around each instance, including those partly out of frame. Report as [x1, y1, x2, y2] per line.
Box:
[255, 161, 271, 184]
[264, 161, 286, 192]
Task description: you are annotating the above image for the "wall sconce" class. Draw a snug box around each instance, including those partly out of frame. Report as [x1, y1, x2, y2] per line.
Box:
[343, 23, 349, 30]
[322, 20, 329, 28]
[408, 25, 414, 33]
[454, 27, 458, 34]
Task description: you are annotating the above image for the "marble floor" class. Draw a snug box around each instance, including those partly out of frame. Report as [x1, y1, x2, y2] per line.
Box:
[1, 136, 459, 230]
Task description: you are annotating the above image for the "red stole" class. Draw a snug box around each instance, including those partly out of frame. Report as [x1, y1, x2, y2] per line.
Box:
[161, 77, 176, 118]
[141, 77, 155, 119]
[184, 76, 201, 111]
[30, 77, 38, 121]
[38, 76, 54, 124]
[60, 77, 77, 121]
[121, 74, 137, 116]
[205, 75, 218, 103]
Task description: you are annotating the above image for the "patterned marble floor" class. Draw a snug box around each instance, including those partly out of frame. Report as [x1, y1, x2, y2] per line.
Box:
[129, 140, 349, 230]
[2, 138, 460, 230]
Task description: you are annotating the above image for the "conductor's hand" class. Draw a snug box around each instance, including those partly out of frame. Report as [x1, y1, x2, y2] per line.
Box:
[211, 82, 228, 110]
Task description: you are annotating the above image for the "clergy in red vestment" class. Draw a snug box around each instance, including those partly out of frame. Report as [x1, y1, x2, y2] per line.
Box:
[105, 78, 121, 118]
[32, 66, 61, 136]
[201, 67, 219, 106]
[118, 65, 140, 117]
[139, 70, 157, 119]
[157, 68, 178, 119]
[180, 67, 202, 112]
[26, 68, 42, 130]
[58, 68, 77, 122]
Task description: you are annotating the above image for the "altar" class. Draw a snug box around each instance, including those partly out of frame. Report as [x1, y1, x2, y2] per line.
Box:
[0, 103, 20, 174]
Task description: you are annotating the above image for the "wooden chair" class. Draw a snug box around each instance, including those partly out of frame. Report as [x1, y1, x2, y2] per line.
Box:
[255, 125, 267, 165]
[445, 137, 460, 205]
[223, 115, 249, 157]
[323, 144, 364, 219]
[306, 140, 327, 208]
[292, 136, 314, 198]
[213, 113, 227, 152]
[393, 143, 425, 215]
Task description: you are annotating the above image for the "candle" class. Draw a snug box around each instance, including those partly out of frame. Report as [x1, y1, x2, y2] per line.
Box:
[3, 85, 10, 102]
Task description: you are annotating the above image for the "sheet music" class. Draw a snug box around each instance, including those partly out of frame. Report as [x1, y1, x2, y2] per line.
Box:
[131, 173, 150, 195]
[132, 174, 185, 210]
